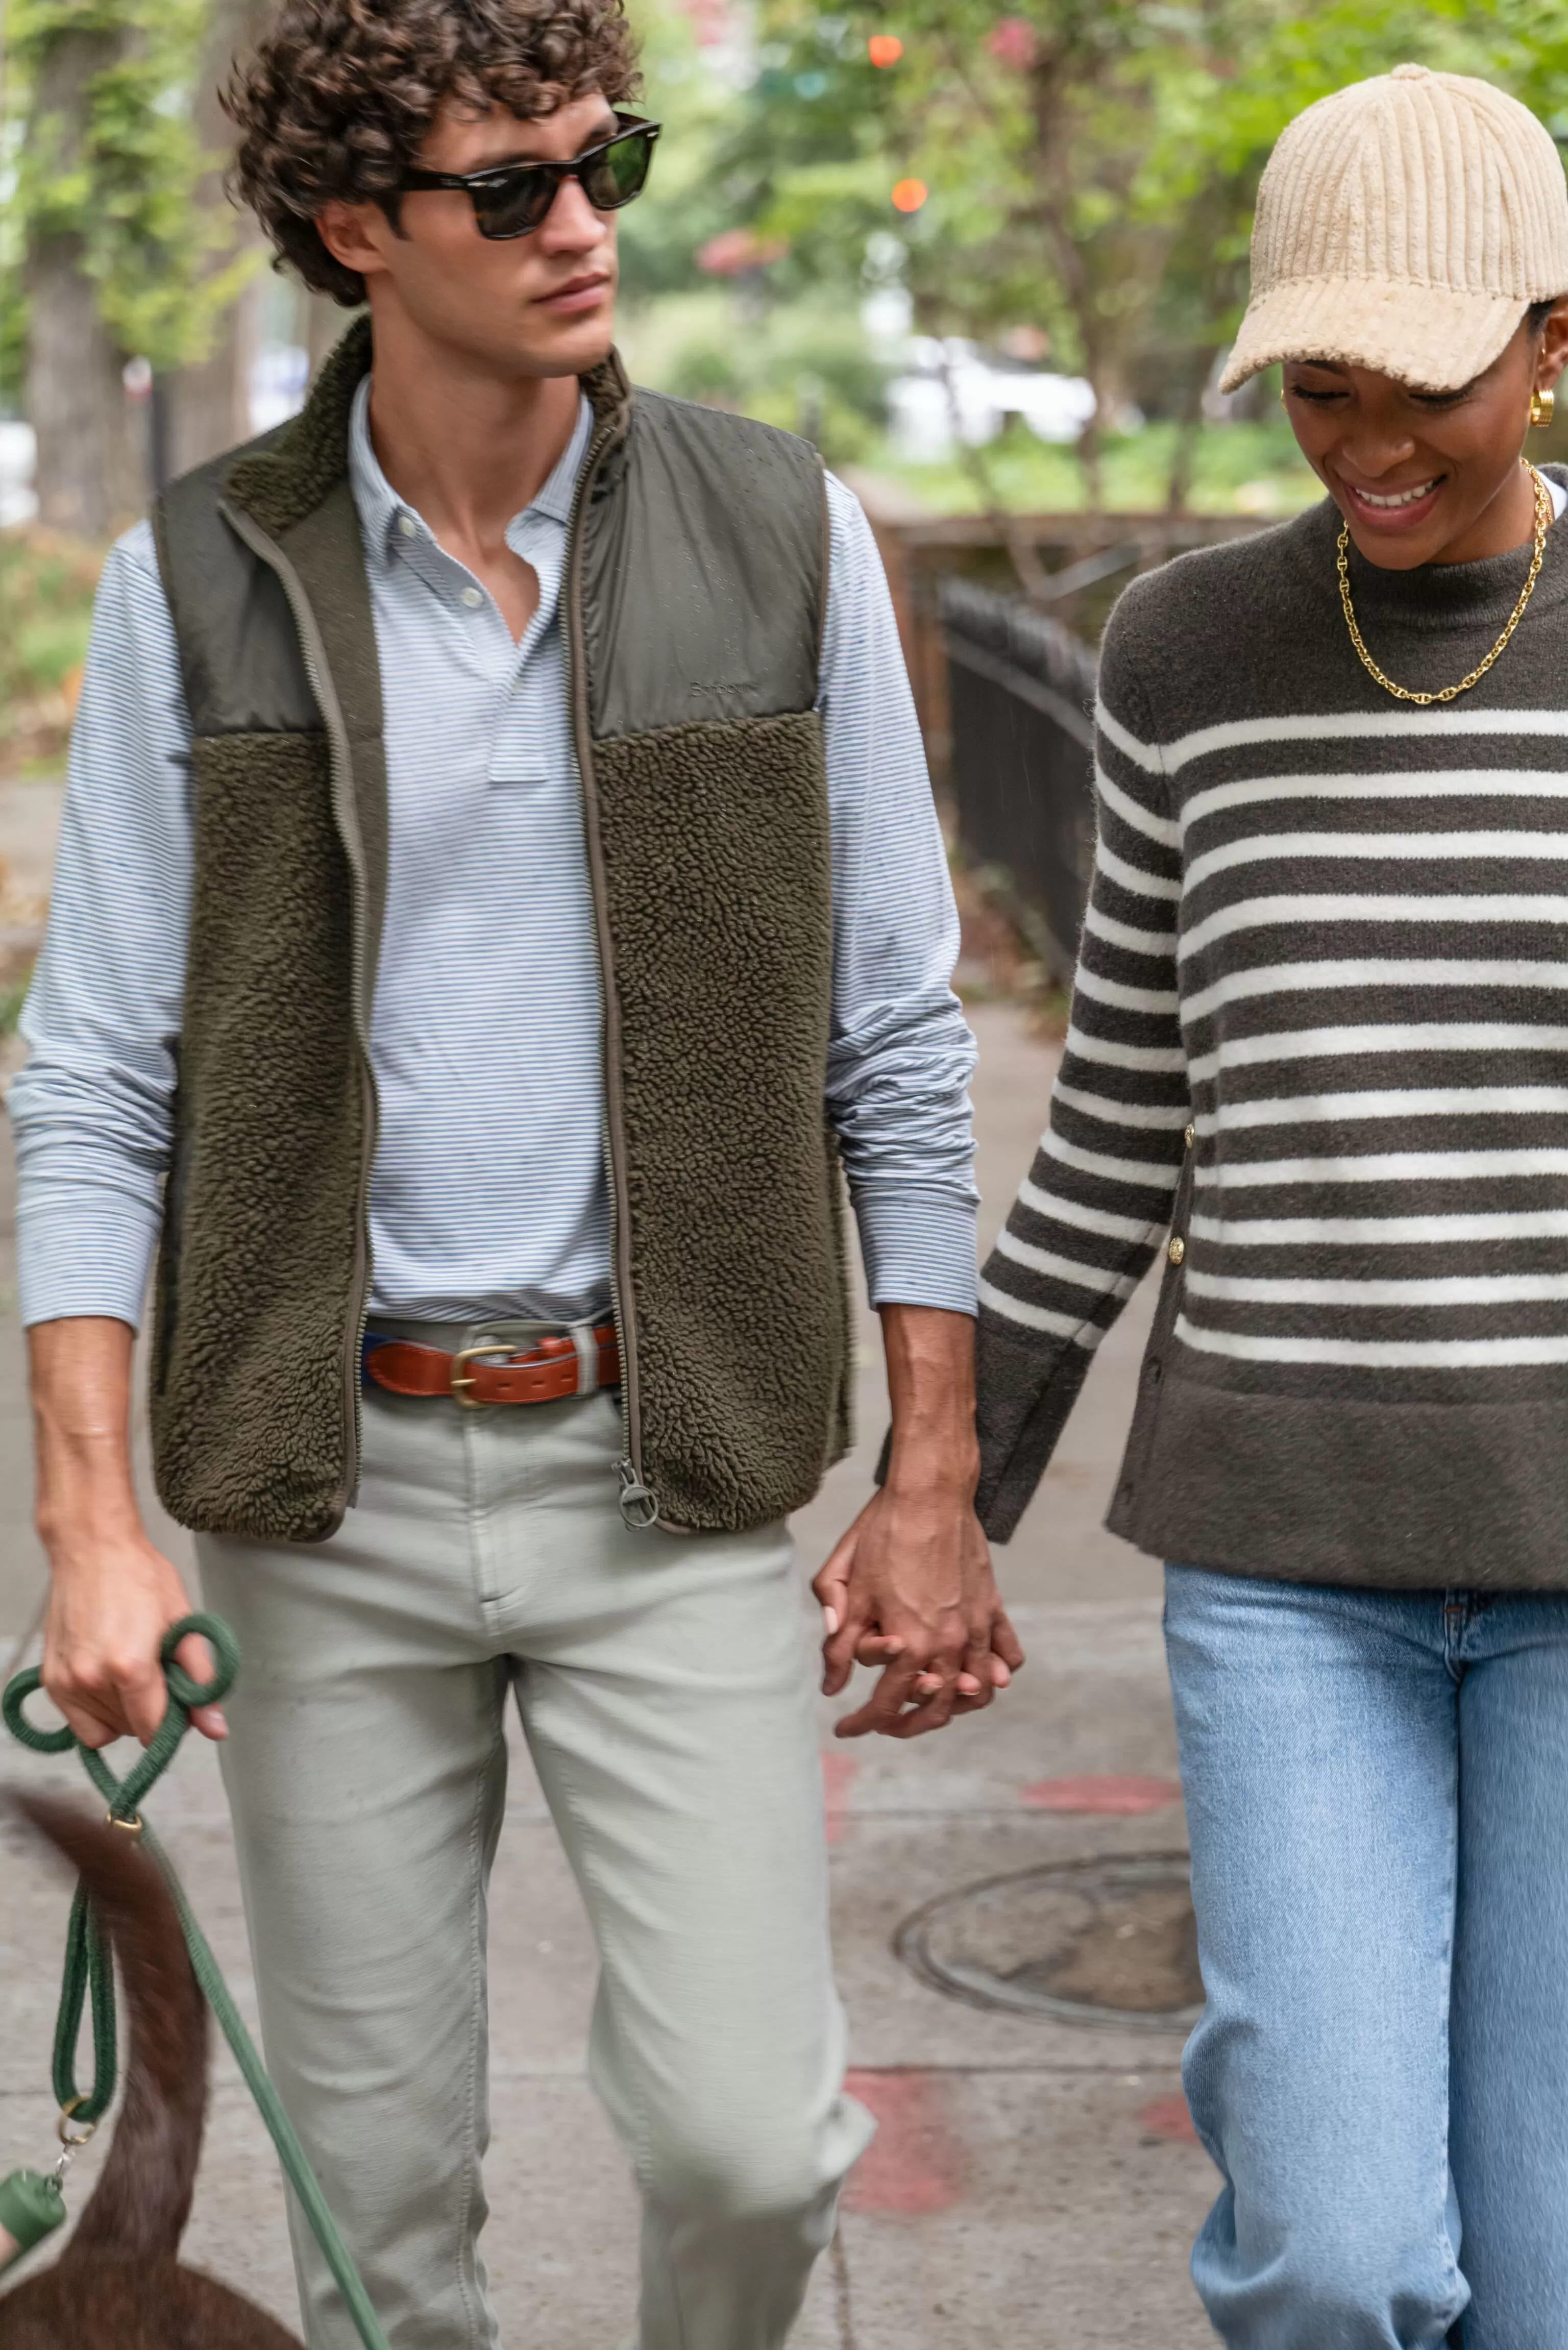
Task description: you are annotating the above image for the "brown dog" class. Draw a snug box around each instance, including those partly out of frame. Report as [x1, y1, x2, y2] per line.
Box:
[0, 1794, 303, 2348]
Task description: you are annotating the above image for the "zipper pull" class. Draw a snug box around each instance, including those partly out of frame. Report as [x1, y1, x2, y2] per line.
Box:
[618, 1458, 660, 1531]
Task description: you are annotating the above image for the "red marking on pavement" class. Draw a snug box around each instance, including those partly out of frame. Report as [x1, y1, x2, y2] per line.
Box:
[821, 1751, 860, 1843]
[1021, 1773, 1182, 1814]
[1139, 2090, 1198, 2142]
[844, 2070, 962, 2214]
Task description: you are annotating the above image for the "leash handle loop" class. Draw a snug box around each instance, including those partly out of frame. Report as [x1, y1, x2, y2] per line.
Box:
[3, 1613, 238, 1822]
[3, 1615, 391, 2350]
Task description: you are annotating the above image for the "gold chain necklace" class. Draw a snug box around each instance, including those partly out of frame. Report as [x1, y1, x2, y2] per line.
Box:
[1335, 466, 1551, 706]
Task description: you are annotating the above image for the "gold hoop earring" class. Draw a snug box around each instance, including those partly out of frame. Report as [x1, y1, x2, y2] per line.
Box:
[1531, 386, 1556, 429]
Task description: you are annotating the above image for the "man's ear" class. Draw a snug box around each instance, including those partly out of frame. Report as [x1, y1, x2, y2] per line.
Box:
[317, 198, 395, 285]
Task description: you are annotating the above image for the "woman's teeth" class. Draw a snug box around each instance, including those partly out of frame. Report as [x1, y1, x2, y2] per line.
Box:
[1354, 479, 1439, 509]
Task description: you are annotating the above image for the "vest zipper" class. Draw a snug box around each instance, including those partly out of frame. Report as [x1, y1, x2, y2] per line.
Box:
[561, 408, 658, 1530]
[217, 499, 379, 1524]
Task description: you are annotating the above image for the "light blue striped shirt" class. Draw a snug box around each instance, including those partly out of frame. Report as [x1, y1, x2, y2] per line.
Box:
[10, 381, 978, 1330]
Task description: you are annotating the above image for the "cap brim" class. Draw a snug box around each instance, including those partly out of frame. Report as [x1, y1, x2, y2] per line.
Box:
[1218, 275, 1529, 395]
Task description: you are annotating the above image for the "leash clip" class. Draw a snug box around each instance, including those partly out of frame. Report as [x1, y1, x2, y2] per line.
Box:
[57, 2097, 96, 2150]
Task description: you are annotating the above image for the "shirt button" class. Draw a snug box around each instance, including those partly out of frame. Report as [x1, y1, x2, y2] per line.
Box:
[397, 512, 417, 538]
[1168, 1235, 1186, 1266]
[1183, 1122, 1195, 1149]
[460, 586, 484, 608]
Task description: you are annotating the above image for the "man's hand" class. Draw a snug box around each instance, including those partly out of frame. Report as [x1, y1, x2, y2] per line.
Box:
[30, 1318, 225, 1751]
[813, 1303, 1023, 1739]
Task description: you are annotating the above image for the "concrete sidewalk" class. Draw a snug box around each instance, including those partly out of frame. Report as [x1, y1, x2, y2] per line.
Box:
[0, 990, 1218, 2348]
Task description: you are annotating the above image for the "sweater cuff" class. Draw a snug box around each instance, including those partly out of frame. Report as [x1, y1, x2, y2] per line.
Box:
[15, 1189, 159, 1329]
[974, 1314, 1095, 1541]
[852, 1185, 978, 1315]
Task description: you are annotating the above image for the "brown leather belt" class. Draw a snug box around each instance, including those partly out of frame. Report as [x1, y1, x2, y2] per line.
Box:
[363, 1325, 620, 1407]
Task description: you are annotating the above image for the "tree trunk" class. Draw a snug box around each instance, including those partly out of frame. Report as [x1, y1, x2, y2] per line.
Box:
[1165, 358, 1211, 517]
[1072, 325, 1118, 517]
[168, 283, 261, 476]
[1075, 401, 1106, 515]
[24, 23, 143, 537]
[166, 0, 276, 476]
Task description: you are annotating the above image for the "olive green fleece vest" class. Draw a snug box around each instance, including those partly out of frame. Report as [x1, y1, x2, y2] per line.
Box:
[149, 318, 851, 1543]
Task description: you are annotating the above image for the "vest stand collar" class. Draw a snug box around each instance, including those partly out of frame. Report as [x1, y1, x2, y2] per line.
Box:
[223, 312, 633, 544]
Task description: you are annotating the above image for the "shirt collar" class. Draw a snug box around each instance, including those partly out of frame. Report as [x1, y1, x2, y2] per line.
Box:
[347, 374, 594, 566]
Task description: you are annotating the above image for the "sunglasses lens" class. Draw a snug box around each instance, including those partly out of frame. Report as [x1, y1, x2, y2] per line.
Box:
[472, 167, 557, 239]
[581, 127, 655, 211]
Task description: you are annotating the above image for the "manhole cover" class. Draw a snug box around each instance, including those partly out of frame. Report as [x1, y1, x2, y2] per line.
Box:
[895, 1853, 1203, 2030]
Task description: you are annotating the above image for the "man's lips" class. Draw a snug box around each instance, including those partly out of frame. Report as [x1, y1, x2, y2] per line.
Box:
[1338, 474, 1445, 530]
[536, 273, 611, 314]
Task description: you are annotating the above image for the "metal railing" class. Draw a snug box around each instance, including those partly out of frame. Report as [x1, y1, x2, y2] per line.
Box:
[940, 576, 1099, 980]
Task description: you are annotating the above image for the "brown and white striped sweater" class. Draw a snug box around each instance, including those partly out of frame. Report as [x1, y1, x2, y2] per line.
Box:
[974, 469, 1568, 1587]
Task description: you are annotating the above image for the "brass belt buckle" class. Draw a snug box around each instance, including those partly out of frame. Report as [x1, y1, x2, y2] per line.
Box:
[450, 1341, 517, 1407]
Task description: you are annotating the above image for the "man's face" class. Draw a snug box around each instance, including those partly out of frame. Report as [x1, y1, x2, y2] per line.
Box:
[320, 90, 621, 379]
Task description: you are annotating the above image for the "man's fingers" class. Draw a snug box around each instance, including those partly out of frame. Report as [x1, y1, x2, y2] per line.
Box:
[822, 1608, 879, 1697]
[821, 1622, 859, 1694]
[885, 1678, 960, 1738]
[43, 1650, 136, 1750]
[52, 1690, 122, 1751]
[173, 1630, 216, 1688]
[173, 1632, 227, 1740]
[834, 1648, 984, 1740]
[833, 1654, 926, 1739]
[122, 1659, 172, 1748]
[991, 1606, 1026, 1673]
[958, 1626, 996, 1709]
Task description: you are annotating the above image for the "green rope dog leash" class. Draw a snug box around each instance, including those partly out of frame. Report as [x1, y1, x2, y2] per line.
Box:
[3, 1615, 393, 2350]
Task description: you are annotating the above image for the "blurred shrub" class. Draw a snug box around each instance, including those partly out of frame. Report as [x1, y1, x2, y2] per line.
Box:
[0, 964, 32, 1037]
[1, 527, 102, 770]
[651, 299, 892, 465]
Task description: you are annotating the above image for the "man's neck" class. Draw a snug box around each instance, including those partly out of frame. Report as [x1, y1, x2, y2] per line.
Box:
[362, 306, 588, 551]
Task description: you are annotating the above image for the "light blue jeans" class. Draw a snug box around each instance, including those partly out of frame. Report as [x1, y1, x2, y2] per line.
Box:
[1164, 1565, 1568, 2350]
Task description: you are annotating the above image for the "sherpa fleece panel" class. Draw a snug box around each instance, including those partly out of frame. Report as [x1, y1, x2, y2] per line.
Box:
[593, 712, 848, 1528]
[150, 730, 365, 1539]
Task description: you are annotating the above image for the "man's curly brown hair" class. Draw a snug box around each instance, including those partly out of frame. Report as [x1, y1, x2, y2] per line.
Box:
[225, 0, 642, 307]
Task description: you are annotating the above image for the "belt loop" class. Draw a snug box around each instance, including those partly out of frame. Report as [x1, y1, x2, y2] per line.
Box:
[569, 1322, 599, 1395]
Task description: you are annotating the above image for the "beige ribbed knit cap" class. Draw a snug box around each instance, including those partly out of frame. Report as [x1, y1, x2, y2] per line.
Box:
[1219, 63, 1568, 395]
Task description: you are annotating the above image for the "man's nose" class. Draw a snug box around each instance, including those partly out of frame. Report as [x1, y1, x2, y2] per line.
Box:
[537, 173, 608, 251]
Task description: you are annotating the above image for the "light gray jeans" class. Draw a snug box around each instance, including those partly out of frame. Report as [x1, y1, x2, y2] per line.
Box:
[198, 1352, 872, 2350]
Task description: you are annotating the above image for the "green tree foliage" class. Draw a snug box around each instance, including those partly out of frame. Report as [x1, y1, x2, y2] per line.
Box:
[615, 1, 743, 302]
[3, 0, 256, 401]
[707, 0, 1565, 504]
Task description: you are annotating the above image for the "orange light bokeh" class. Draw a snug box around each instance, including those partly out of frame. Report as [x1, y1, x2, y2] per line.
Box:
[890, 178, 928, 213]
[868, 33, 904, 66]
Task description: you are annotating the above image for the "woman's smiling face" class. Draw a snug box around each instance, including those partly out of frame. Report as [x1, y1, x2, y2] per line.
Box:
[1282, 298, 1568, 569]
